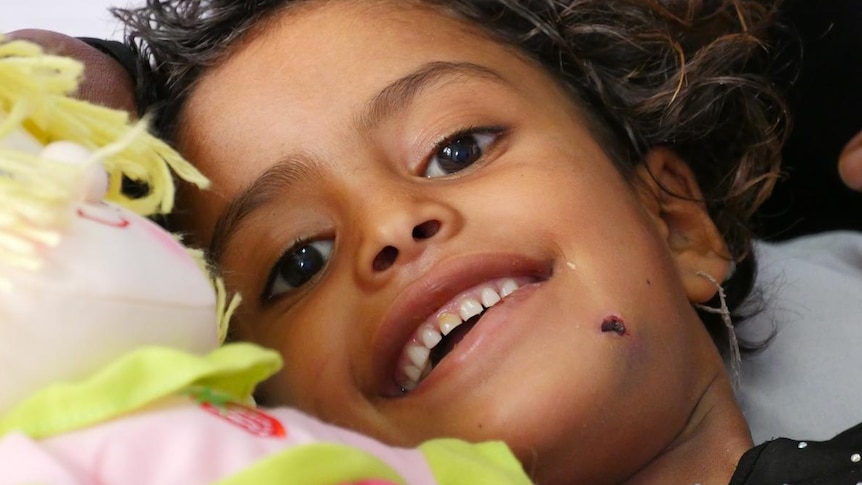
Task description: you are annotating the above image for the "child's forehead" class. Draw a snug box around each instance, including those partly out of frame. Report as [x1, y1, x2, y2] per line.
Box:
[180, 0, 558, 162]
[187, 0, 555, 126]
[228, 0, 506, 69]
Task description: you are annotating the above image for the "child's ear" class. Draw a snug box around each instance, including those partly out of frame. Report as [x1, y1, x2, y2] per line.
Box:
[634, 147, 732, 303]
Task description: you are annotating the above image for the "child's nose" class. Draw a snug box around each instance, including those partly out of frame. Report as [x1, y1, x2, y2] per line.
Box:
[357, 196, 461, 276]
[371, 219, 441, 271]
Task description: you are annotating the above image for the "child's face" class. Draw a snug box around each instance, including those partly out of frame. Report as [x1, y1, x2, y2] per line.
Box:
[177, 1, 731, 482]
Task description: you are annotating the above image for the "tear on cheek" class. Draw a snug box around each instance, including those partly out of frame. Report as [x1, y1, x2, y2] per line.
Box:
[600, 315, 627, 336]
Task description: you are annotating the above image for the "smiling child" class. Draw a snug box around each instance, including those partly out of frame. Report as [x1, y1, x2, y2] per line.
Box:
[102, 1, 862, 483]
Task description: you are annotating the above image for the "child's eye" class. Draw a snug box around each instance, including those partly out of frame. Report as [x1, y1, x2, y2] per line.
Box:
[423, 128, 503, 178]
[263, 239, 334, 301]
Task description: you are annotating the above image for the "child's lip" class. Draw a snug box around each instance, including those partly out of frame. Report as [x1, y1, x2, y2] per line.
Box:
[372, 253, 553, 397]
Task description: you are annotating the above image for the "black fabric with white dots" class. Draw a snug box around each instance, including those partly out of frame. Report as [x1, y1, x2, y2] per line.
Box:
[730, 422, 862, 484]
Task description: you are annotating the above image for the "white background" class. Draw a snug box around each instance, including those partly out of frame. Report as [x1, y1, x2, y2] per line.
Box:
[3, 0, 131, 40]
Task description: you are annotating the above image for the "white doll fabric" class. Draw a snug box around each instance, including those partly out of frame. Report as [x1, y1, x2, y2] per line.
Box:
[735, 230, 862, 444]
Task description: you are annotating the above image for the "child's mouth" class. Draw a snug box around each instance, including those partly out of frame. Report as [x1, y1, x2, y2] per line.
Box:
[394, 278, 528, 392]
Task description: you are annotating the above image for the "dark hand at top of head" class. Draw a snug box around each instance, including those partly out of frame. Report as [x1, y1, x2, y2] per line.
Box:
[5, 29, 136, 116]
[840, 130, 862, 192]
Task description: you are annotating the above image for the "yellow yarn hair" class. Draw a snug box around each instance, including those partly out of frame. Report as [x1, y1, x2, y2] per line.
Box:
[186, 245, 242, 344]
[0, 36, 209, 216]
[0, 37, 239, 341]
[0, 139, 80, 278]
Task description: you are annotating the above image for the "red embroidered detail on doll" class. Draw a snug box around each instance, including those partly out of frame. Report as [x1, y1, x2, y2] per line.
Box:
[76, 206, 130, 228]
[200, 401, 287, 438]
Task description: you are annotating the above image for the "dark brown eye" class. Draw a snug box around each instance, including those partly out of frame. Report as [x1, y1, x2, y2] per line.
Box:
[264, 239, 333, 300]
[424, 130, 499, 177]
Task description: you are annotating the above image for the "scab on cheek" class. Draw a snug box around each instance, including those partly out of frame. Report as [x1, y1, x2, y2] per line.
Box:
[600, 315, 627, 336]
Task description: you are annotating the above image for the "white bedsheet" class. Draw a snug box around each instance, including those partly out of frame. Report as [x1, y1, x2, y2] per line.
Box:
[736, 231, 862, 443]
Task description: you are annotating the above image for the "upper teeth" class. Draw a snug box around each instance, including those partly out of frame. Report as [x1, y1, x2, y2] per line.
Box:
[397, 277, 523, 392]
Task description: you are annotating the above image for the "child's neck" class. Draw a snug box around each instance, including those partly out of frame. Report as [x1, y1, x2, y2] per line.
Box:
[622, 372, 752, 485]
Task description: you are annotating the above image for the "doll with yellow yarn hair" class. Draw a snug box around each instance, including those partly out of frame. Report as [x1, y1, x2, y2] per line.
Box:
[0, 37, 532, 485]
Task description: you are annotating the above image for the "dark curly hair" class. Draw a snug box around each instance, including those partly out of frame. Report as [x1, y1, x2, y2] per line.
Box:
[114, 0, 790, 356]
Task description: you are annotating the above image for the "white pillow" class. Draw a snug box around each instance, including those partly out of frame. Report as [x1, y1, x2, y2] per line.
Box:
[736, 231, 862, 443]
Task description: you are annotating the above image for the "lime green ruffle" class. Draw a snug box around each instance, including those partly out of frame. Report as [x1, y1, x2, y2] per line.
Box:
[0, 342, 281, 439]
[215, 443, 407, 485]
[420, 439, 533, 484]
[215, 438, 532, 485]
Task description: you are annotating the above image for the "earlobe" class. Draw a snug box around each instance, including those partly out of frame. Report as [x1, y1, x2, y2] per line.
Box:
[634, 147, 732, 303]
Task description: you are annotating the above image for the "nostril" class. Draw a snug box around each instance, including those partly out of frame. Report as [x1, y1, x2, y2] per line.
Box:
[412, 220, 441, 240]
[373, 245, 399, 272]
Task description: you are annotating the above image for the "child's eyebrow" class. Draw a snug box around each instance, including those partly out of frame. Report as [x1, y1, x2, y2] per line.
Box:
[357, 61, 507, 130]
[208, 155, 323, 262]
[208, 61, 507, 261]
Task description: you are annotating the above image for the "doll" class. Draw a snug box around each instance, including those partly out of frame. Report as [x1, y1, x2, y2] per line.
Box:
[0, 38, 530, 485]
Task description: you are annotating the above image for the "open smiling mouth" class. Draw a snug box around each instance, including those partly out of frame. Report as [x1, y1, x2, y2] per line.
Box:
[395, 277, 532, 392]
